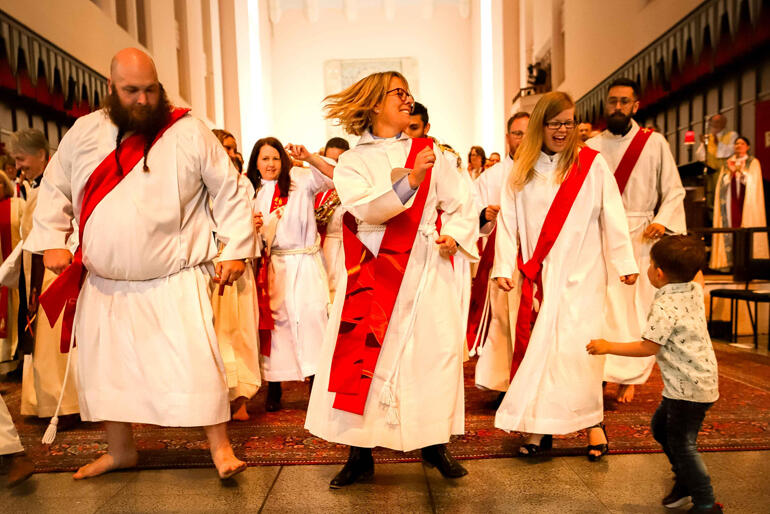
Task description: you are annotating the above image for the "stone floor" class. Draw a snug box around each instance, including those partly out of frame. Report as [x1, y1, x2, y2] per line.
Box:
[2, 451, 769, 513]
[3, 336, 769, 513]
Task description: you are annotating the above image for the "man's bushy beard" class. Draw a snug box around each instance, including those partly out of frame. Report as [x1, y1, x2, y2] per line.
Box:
[606, 111, 632, 135]
[103, 85, 172, 139]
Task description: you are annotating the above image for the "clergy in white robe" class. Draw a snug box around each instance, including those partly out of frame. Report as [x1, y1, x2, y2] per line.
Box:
[710, 153, 768, 269]
[492, 150, 637, 435]
[587, 119, 686, 386]
[471, 156, 518, 392]
[256, 165, 333, 382]
[23, 109, 256, 428]
[305, 131, 479, 452]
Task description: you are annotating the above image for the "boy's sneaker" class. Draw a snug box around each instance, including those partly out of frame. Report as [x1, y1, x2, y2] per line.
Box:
[662, 482, 691, 508]
[689, 503, 723, 513]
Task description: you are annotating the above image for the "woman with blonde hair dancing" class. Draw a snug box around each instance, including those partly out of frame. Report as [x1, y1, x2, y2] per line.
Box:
[305, 71, 478, 488]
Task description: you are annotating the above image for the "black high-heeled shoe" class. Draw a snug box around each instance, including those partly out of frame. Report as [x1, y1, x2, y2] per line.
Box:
[587, 423, 609, 461]
[519, 434, 553, 457]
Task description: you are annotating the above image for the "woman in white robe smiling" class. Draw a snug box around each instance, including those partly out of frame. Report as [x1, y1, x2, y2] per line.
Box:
[248, 137, 333, 412]
[305, 71, 479, 488]
[492, 92, 638, 461]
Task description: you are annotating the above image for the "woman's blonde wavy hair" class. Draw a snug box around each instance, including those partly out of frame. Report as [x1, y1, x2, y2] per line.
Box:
[324, 71, 409, 136]
[509, 91, 582, 190]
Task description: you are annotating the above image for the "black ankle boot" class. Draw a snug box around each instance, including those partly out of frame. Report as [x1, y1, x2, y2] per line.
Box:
[330, 446, 374, 489]
[265, 382, 282, 412]
[421, 444, 468, 478]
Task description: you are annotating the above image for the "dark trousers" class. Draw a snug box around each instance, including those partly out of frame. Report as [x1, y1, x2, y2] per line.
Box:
[651, 397, 715, 506]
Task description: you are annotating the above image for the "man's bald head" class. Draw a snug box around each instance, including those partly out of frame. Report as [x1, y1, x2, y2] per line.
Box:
[104, 48, 170, 137]
[709, 114, 727, 134]
[110, 48, 158, 84]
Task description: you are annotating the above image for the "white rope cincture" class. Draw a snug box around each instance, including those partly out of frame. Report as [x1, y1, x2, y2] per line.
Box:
[379, 225, 435, 426]
[42, 312, 77, 445]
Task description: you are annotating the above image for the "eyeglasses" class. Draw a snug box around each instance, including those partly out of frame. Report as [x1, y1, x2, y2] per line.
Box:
[544, 120, 576, 130]
[386, 87, 413, 103]
[509, 130, 525, 137]
[606, 97, 635, 107]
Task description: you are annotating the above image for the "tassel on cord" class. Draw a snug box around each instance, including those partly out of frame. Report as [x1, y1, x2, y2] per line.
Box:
[379, 381, 395, 406]
[42, 327, 76, 445]
[385, 405, 400, 426]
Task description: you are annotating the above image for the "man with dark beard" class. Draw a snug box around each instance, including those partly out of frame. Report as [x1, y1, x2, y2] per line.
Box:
[24, 48, 256, 480]
[587, 78, 686, 404]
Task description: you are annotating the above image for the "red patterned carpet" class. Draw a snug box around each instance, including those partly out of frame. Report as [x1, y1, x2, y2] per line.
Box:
[2, 346, 769, 473]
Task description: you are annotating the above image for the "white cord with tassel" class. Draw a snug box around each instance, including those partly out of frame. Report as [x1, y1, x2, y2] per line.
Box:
[41, 321, 76, 445]
[378, 226, 435, 426]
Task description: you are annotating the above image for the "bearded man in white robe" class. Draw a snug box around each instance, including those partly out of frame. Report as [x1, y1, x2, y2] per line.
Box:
[24, 48, 256, 480]
[587, 78, 686, 403]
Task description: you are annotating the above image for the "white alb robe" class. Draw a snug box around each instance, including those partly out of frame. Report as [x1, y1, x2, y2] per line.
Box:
[710, 156, 769, 269]
[24, 110, 256, 427]
[472, 156, 518, 391]
[257, 166, 332, 382]
[493, 151, 637, 435]
[0, 394, 23, 455]
[587, 121, 686, 385]
[305, 132, 479, 451]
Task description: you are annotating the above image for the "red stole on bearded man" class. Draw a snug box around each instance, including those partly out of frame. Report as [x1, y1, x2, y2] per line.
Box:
[613, 127, 653, 196]
[38, 108, 191, 353]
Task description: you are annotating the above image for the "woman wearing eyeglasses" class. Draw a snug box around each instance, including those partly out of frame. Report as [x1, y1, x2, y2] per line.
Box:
[491, 92, 637, 461]
[305, 71, 479, 488]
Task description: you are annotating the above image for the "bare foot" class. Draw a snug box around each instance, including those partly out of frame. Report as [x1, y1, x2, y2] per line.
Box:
[211, 445, 246, 479]
[73, 451, 138, 480]
[231, 398, 249, 421]
[616, 384, 635, 403]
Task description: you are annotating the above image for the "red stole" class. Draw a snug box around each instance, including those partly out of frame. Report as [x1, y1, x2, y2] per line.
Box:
[38, 108, 191, 353]
[465, 227, 495, 348]
[510, 147, 598, 380]
[328, 138, 433, 415]
[256, 184, 288, 357]
[0, 199, 12, 338]
[613, 127, 653, 195]
[729, 174, 745, 228]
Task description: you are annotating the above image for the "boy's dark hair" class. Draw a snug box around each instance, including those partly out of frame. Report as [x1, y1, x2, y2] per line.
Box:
[650, 235, 706, 283]
[325, 137, 350, 152]
[607, 77, 642, 100]
[411, 102, 429, 125]
[507, 111, 530, 132]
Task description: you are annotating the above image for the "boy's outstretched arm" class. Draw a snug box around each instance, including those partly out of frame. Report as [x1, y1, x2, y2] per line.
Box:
[586, 339, 660, 357]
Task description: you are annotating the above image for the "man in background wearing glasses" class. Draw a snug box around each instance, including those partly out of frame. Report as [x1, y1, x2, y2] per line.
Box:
[586, 78, 686, 404]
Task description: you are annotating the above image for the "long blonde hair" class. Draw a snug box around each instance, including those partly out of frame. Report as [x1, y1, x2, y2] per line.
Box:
[509, 91, 582, 189]
[324, 71, 409, 136]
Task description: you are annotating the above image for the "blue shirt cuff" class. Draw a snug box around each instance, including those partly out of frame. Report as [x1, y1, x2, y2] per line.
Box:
[393, 175, 417, 204]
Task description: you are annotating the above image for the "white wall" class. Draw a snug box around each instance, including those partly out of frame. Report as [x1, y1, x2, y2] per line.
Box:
[558, 0, 702, 99]
[265, 4, 477, 156]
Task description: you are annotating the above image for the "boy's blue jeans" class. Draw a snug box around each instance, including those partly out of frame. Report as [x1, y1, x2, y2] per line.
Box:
[651, 397, 715, 506]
